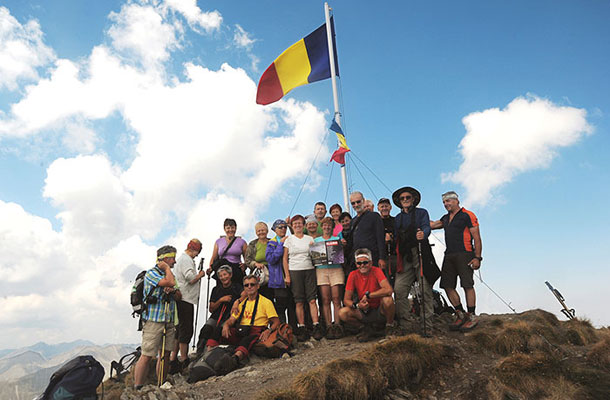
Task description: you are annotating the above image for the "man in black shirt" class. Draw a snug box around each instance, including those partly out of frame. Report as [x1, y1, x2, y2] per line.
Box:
[378, 198, 396, 285]
[349, 191, 387, 270]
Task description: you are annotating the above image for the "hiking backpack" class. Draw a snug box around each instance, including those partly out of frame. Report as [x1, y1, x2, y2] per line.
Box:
[187, 346, 237, 383]
[410, 289, 454, 316]
[253, 323, 294, 358]
[131, 270, 158, 330]
[37, 355, 105, 400]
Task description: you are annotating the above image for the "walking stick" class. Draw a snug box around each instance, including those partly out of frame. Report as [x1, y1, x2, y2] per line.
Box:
[417, 242, 430, 338]
[192, 258, 205, 351]
[158, 301, 170, 386]
[205, 274, 211, 318]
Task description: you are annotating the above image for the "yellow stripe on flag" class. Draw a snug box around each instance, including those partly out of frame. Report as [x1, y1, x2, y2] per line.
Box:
[274, 39, 312, 95]
[336, 133, 350, 150]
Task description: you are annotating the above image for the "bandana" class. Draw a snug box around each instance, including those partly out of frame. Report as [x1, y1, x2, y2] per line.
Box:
[442, 191, 459, 201]
[157, 252, 176, 260]
[187, 239, 202, 252]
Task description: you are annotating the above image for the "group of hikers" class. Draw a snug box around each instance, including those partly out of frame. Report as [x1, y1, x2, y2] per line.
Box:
[132, 186, 483, 389]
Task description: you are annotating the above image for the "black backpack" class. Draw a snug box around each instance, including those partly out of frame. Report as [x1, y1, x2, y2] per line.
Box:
[130, 270, 158, 330]
[187, 346, 237, 383]
[38, 355, 105, 400]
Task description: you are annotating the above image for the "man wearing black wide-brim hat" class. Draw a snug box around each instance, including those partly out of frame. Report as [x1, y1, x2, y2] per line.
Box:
[392, 187, 439, 332]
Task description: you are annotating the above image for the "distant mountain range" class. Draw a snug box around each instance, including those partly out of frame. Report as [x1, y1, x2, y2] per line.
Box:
[0, 340, 138, 400]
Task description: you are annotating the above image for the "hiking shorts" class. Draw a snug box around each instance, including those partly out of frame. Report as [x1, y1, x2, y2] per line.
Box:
[176, 300, 194, 344]
[360, 307, 386, 326]
[141, 320, 177, 357]
[316, 267, 345, 287]
[440, 252, 475, 289]
[290, 269, 317, 303]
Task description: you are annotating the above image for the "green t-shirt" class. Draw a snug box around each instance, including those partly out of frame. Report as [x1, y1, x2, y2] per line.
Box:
[255, 240, 268, 265]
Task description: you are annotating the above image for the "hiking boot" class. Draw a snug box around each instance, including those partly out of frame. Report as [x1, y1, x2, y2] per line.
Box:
[459, 313, 479, 332]
[332, 324, 344, 339]
[449, 310, 466, 331]
[296, 326, 310, 342]
[325, 324, 336, 340]
[168, 359, 181, 375]
[357, 327, 374, 342]
[312, 324, 324, 340]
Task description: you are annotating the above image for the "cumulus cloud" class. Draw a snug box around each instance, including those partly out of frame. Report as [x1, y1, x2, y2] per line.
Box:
[164, 0, 222, 32]
[0, 7, 55, 91]
[442, 95, 593, 206]
[0, 0, 329, 347]
[233, 24, 255, 48]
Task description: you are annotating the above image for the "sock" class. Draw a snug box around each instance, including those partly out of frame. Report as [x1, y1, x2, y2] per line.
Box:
[467, 305, 476, 314]
[455, 304, 465, 313]
[134, 384, 144, 390]
[297, 324, 305, 328]
[313, 322, 319, 326]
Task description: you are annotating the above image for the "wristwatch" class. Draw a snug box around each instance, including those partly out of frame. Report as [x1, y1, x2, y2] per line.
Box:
[475, 256, 483, 261]
[352, 303, 358, 309]
[365, 291, 371, 299]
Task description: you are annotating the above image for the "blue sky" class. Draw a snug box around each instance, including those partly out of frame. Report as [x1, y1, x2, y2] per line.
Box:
[0, 0, 608, 348]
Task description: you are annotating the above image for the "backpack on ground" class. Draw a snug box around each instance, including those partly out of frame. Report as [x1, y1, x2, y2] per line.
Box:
[252, 323, 294, 358]
[37, 355, 105, 400]
[187, 346, 237, 383]
[410, 288, 454, 316]
[109, 347, 141, 381]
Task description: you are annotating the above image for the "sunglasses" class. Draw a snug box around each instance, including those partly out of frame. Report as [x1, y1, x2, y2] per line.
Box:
[276, 226, 287, 229]
[244, 283, 257, 288]
[399, 195, 413, 201]
[356, 261, 370, 266]
[351, 199, 363, 205]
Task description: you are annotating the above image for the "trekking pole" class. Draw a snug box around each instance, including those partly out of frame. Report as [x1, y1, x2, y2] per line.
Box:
[158, 301, 170, 387]
[545, 281, 575, 320]
[417, 242, 430, 338]
[205, 274, 211, 318]
[192, 257, 205, 351]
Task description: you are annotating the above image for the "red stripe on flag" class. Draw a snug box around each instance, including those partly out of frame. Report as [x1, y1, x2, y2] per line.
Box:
[256, 63, 284, 105]
[330, 147, 349, 165]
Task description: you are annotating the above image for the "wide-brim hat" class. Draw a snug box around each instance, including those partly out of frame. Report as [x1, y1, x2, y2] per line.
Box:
[392, 186, 421, 207]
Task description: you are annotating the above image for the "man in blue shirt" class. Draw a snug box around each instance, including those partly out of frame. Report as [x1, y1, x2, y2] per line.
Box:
[392, 186, 435, 333]
[133, 245, 182, 389]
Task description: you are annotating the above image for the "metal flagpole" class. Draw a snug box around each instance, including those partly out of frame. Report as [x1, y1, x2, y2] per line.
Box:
[324, 2, 350, 213]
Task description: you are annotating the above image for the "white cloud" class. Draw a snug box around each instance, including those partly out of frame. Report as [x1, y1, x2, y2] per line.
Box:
[107, 3, 179, 68]
[0, 0, 329, 348]
[0, 7, 55, 90]
[164, 0, 222, 32]
[233, 24, 255, 48]
[442, 95, 593, 206]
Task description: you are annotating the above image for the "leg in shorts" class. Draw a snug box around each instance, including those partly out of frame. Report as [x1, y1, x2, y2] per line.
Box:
[290, 269, 317, 302]
[316, 267, 345, 287]
[141, 320, 177, 357]
[440, 252, 475, 289]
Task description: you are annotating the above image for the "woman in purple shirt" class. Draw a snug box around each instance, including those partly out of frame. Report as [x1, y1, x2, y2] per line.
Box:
[207, 218, 248, 284]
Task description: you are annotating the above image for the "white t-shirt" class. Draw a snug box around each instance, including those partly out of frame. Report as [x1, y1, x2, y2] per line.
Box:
[174, 252, 200, 304]
[284, 234, 314, 271]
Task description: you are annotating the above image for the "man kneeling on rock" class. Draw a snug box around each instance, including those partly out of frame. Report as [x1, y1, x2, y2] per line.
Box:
[339, 248, 400, 342]
[205, 274, 280, 370]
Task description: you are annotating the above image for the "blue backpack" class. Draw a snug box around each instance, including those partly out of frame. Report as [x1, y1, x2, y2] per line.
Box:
[38, 355, 105, 400]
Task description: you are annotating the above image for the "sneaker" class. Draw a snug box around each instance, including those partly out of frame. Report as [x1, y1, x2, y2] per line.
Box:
[449, 310, 466, 331]
[296, 326, 310, 342]
[312, 324, 324, 340]
[459, 313, 479, 332]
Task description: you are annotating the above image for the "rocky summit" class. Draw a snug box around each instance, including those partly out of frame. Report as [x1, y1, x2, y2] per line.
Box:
[102, 309, 610, 400]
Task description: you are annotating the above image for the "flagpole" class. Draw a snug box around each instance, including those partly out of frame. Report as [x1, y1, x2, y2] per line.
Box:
[324, 2, 350, 213]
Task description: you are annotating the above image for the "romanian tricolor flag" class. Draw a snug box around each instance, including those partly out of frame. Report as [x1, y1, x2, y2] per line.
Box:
[329, 118, 350, 165]
[256, 18, 339, 105]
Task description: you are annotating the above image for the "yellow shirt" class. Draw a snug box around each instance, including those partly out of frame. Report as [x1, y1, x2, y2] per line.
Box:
[232, 295, 278, 327]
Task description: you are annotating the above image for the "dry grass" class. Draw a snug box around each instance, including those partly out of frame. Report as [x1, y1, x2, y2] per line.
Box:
[255, 335, 445, 400]
[587, 336, 610, 370]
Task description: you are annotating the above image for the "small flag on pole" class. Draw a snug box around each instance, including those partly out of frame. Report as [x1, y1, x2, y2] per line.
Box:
[329, 118, 350, 165]
[256, 18, 339, 105]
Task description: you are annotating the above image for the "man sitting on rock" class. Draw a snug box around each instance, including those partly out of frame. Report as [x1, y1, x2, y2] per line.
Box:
[205, 274, 280, 371]
[338, 248, 399, 342]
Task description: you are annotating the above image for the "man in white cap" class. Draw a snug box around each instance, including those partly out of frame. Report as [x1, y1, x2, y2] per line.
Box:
[431, 191, 482, 332]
